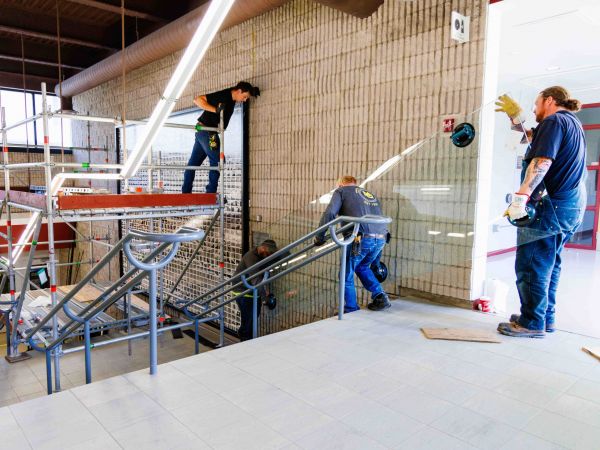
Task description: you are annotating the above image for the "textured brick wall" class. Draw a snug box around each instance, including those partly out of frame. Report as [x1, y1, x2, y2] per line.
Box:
[70, 0, 487, 330]
[0, 151, 74, 189]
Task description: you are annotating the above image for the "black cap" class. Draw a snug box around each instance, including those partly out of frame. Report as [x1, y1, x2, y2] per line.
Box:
[260, 239, 278, 254]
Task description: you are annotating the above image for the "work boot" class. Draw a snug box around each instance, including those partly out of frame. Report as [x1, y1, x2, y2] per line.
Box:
[367, 293, 391, 311]
[510, 314, 555, 333]
[497, 322, 545, 338]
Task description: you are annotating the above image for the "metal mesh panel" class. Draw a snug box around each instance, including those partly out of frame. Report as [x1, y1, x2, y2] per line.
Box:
[119, 108, 243, 330]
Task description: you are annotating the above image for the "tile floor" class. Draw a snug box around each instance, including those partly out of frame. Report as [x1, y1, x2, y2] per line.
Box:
[0, 325, 217, 407]
[487, 248, 600, 338]
[2, 297, 599, 449]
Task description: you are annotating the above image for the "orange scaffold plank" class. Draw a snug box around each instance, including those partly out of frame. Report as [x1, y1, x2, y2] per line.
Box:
[57, 193, 218, 210]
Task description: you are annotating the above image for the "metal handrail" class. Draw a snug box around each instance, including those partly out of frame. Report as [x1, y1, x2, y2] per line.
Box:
[23, 227, 203, 343]
[46, 227, 203, 349]
[181, 214, 392, 322]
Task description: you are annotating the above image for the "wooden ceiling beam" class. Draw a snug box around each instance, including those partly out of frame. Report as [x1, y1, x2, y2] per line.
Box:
[0, 70, 57, 91]
[0, 25, 117, 51]
[0, 54, 85, 71]
[63, 0, 167, 23]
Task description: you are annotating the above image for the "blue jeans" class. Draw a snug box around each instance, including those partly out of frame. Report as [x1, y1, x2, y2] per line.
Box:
[344, 237, 386, 312]
[182, 131, 220, 193]
[515, 186, 585, 330]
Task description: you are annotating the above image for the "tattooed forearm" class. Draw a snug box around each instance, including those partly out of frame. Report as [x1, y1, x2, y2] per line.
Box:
[519, 157, 552, 196]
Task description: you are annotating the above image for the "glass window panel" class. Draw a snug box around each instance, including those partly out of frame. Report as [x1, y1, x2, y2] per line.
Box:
[577, 107, 600, 126]
[0, 90, 35, 145]
[33, 94, 72, 147]
[584, 129, 600, 166]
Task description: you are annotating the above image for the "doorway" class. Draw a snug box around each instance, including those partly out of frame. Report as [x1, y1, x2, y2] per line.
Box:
[479, 0, 600, 338]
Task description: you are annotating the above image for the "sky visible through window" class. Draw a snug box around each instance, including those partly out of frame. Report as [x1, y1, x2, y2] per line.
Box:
[0, 89, 72, 147]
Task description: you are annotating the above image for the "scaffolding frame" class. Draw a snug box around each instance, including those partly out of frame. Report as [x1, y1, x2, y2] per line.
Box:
[0, 83, 228, 392]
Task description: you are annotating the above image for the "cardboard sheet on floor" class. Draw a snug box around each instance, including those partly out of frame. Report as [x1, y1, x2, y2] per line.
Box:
[57, 285, 151, 311]
[421, 328, 502, 343]
[58, 284, 104, 303]
[582, 347, 600, 362]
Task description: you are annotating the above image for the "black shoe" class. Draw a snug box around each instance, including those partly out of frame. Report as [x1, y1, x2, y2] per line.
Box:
[367, 293, 391, 311]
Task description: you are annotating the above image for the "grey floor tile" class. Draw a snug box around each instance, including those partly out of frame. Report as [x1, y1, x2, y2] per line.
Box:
[202, 415, 291, 450]
[88, 390, 166, 432]
[0, 386, 19, 402]
[545, 393, 600, 427]
[431, 405, 518, 450]
[61, 434, 123, 450]
[334, 367, 404, 400]
[10, 390, 92, 428]
[71, 375, 139, 408]
[311, 358, 366, 379]
[0, 406, 17, 428]
[523, 410, 599, 448]
[574, 425, 600, 450]
[259, 400, 335, 442]
[566, 378, 600, 405]
[300, 382, 367, 419]
[499, 431, 568, 450]
[295, 420, 388, 450]
[436, 358, 512, 390]
[340, 398, 425, 447]
[536, 369, 579, 392]
[416, 370, 482, 405]
[227, 384, 298, 419]
[378, 383, 454, 424]
[368, 355, 416, 378]
[17, 392, 45, 403]
[493, 376, 564, 407]
[123, 364, 187, 390]
[461, 389, 542, 429]
[457, 348, 518, 372]
[110, 412, 211, 449]
[26, 415, 111, 450]
[13, 380, 46, 398]
[3, 427, 33, 449]
[170, 393, 254, 436]
[398, 427, 478, 450]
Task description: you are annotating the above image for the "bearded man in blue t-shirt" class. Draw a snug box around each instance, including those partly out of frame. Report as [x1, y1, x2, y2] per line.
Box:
[496, 86, 587, 338]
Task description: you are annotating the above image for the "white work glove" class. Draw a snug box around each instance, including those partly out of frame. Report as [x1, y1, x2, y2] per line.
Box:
[495, 94, 526, 124]
[504, 193, 529, 221]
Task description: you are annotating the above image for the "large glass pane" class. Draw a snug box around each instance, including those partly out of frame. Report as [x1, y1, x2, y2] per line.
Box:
[570, 210, 596, 247]
[241, 99, 563, 333]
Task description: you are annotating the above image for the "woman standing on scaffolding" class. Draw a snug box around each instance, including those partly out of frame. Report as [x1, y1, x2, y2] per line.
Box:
[182, 81, 260, 194]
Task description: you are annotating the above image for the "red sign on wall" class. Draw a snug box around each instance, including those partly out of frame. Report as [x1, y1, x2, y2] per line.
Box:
[443, 118, 455, 133]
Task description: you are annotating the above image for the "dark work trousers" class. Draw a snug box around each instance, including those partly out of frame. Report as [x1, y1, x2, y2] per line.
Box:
[236, 295, 262, 341]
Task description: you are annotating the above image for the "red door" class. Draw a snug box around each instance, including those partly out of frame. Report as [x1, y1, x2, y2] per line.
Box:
[568, 104, 600, 250]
